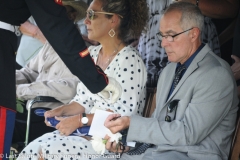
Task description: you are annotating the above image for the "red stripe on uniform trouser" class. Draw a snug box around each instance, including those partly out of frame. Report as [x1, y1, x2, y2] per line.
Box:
[0, 106, 7, 160]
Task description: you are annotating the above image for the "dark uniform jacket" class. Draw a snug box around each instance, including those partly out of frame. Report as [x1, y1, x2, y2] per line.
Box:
[0, 0, 108, 110]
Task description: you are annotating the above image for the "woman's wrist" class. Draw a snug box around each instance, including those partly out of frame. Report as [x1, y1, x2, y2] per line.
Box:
[57, 105, 68, 116]
[79, 114, 83, 128]
[78, 113, 94, 127]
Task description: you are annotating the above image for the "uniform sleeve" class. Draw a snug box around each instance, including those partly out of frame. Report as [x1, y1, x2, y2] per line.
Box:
[24, 0, 108, 93]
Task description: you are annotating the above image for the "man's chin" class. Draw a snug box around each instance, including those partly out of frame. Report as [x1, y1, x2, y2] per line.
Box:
[167, 56, 176, 63]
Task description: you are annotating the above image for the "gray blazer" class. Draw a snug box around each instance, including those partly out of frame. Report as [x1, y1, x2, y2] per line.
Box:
[127, 44, 239, 160]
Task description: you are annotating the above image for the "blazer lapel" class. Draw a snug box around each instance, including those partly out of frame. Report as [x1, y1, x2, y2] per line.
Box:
[154, 63, 176, 118]
[166, 44, 211, 103]
[154, 44, 212, 118]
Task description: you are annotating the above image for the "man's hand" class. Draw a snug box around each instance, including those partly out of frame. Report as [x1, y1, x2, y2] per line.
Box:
[104, 114, 130, 134]
[20, 21, 38, 37]
[231, 55, 240, 80]
[55, 115, 79, 136]
[20, 21, 46, 43]
[99, 77, 122, 104]
[104, 135, 130, 153]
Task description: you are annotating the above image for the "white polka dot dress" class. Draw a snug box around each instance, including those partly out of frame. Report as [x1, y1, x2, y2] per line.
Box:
[73, 45, 147, 116]
[17, 45, 147, 160]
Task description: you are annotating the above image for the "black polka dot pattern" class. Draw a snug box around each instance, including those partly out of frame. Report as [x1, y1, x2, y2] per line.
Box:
[17, 131, 98, 160]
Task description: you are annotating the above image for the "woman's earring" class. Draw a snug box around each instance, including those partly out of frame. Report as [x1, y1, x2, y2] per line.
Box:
[108, 29, 115, 37]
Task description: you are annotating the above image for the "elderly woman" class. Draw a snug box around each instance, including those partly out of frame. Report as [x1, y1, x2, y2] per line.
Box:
[17, 0, 148, 159]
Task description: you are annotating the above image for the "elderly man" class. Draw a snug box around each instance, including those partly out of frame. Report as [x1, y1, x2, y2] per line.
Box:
[101, 2, 239, 160]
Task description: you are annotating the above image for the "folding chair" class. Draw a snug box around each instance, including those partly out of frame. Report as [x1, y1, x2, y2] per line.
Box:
[143, 87, 157, 118]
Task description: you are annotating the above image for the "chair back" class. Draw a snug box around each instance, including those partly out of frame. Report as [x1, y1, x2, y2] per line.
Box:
[143, 87, 157, 117]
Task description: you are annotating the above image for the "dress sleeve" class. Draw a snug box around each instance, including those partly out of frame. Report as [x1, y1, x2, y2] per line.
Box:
[108, 47, 147, 116]
[71, 81, 95, 113]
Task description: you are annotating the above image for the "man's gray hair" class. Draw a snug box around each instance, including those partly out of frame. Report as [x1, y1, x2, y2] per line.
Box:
[163, 1, 204, 32]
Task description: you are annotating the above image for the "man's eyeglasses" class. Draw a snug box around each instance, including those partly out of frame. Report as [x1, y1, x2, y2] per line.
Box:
[165, 99, 180, 122]
[86, 9, 123, 20]
[156, 28, 193, 42]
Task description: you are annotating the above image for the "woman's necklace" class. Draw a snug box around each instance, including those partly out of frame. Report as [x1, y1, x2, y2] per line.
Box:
[97, 49, 118, 70]
[97, 43, 122, 70]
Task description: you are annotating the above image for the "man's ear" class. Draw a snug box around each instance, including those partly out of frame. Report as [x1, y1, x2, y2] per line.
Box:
[190, 27, 200, 42]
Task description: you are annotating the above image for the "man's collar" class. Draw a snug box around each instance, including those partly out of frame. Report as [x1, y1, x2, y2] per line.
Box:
[177, 43, 205, 68]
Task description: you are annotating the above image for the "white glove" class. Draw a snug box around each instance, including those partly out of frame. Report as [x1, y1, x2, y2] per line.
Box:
[99, 77, 122, 104]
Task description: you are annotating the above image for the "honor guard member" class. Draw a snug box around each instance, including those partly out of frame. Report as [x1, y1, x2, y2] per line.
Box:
[0, 0, 121, 159]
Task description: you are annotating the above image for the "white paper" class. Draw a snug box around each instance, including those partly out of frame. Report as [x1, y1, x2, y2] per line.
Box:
[89, 109, 136, 147]
[89, 109, 113, 138]
[126, 142, 136, 147]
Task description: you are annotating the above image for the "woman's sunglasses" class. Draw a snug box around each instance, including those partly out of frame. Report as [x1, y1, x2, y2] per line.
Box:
[86, 9, 123, 20]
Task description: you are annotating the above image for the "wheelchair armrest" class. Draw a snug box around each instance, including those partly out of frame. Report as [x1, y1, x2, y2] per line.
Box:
[28, 96, 61, 110]
[25, 96, 61, 146]
[32, 96, 60, 103]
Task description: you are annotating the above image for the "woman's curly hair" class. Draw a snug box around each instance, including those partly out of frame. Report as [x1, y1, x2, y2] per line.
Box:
[100, 0, 149, 45]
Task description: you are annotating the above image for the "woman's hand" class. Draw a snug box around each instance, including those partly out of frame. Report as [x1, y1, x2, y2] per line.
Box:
[44, 105, 65, 126]
[55, 115, 80, 136]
